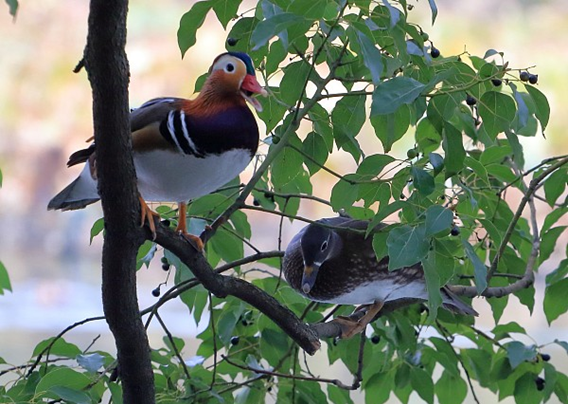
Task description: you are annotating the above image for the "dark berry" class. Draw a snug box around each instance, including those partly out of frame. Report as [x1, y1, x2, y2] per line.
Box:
[541, 353, 551, 362]
[406, 148, 418, 159]
[272, 136, 280, 144]
[450, 226, 460, 236]
[152, 287, 161, 297]
[161, 257, 168, 264]
[529, 74, 538, 84]
[371, 335, 380, 344]
[466, 94, 477, 106]
[400, 194, 405, 200]
[535, 377, 545, 391]
[161, 219, 171, 227]
[519, 71, 530, 82]
[230, 336, 240, 346]
[267, 387, 272, 392]
[491, 78, 502, 87]
[241, 319, 249, 326]
[430, 47, 440, 58]
[253, 198, 261, 207]
[161, 263, 170, 271]
[227, 37, 238, 47]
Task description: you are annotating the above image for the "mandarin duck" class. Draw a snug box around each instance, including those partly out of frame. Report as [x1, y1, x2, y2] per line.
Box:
[282, 217, 477, 338]
[48, 52, 266, 248]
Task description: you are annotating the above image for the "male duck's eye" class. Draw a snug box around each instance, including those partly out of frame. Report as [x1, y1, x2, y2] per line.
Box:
[320, 241, 328, 251]
[225, 63, 235, 73]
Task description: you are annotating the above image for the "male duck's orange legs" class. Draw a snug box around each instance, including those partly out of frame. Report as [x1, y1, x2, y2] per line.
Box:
[175, 202, 204, 251]
[138, 198, 204, 250]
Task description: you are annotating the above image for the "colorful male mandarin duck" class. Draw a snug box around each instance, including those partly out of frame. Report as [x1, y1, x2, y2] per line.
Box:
[282, 217, 477, 338]
[48, 52, 266, 248]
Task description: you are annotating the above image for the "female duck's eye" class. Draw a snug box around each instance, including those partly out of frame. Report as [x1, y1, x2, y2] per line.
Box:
[320, 241, 328, 251]
[225, 63, 235, 73]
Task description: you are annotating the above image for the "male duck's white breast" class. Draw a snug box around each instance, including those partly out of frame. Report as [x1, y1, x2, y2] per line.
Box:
[134, 149, 253, 202]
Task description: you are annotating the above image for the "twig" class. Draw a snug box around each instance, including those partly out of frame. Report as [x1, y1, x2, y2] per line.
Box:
[221, 355, 359, 390]
[208, 292, 218, 390]
[437, 321, 480, 404]
[155, 312, 191, 380]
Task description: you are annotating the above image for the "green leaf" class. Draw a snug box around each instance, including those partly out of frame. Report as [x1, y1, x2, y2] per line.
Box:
[0, 261, 12, 294]
[540, 226, 567, 264]
[364, 370, 395, 404]
[4, 0, 17, 17]
[89, 217, 104, 244]
[429, 152, 444, 176]
[425, 205, 453, 236]
[544, 278, 568, 324]
[506, 341, 537, 369]
[411, 166, 435, 196]
[526, 85, 550, 131]
[371, 77, 426, 115]
[543, 168, 567, 207]
[35, 368, 91, 398]
[288, 0, 327, 20]
[410, 367, 434, 404]
[48, 386, 91, 404]
[357, 154, 395, 179]
[211, 0, 242, 28]
[462, 240, 487, 294]
[478, 92, 516, 139]
[423, 250, 442, 321]
[428, 0, 438, 24]
[436, 370, 467, 404]
[442, 123, 465, 178]
[328, 384, 354, 404]
[33, 337, 82, 358]
[514, 373, 543, 404]
[251, 13, 306, 50]
[280, 61, 312, 105]
[387, 225, 430, 270]
[332, 95, 367, 160]
[177, 1, 213, 58]
[270, 143, 304, 187]
[330, 175, 360, 210]
[371, 104, 411, 153]
[355, 30, 383, 84]
[302, 132, 328, 175]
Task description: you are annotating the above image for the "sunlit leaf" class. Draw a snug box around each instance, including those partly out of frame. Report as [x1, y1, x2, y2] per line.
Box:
[387, 225, 430, 270]
[371, 77, 426, 115]
[178, 1, 213, 57]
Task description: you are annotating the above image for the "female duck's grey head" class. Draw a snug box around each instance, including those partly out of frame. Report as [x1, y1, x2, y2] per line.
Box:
[300, 224, 342, 294]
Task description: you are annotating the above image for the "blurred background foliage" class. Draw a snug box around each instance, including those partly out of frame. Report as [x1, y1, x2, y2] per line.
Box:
[0, 0, 567, 403]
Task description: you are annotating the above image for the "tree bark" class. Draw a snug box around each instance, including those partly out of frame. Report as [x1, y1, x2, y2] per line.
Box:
[84, 1, 155, 403]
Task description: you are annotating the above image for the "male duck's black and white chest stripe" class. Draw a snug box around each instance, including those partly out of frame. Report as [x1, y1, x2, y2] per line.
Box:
[157, 105, 259, 158]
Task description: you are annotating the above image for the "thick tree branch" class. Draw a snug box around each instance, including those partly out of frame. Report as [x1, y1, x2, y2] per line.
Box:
[153, 225, 321, 354]
[84, 1, 155, 402]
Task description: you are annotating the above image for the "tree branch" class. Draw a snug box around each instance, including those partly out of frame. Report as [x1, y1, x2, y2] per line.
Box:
[84, 0, 154, 402]
[153, 225, 321, 355]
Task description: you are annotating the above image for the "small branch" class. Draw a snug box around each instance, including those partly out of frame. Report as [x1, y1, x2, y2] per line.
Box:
[208, 292, 219, 390]
[155, 312, 191, 380]
[437, 321, 480, 404]
[221, 355, 359, 390]
[153, 225, 321, 355]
